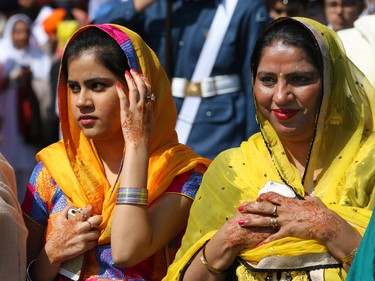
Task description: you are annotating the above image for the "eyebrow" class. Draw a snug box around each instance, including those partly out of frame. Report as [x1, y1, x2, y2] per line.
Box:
[66, 77, 112, 84]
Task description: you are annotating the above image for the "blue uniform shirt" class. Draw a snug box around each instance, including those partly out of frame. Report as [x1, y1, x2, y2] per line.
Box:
[94, 0, 270, 159]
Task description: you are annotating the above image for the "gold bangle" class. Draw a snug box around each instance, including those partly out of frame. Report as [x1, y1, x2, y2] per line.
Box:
[200, 245, 226, 274]
[339, 247, 358, 265]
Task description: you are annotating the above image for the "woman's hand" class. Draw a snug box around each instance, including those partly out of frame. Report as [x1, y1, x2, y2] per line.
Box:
[182, 210, 274, 280]
[116, 69, 154, 148]
[44, 205, 103, 264]
[245, 191, 361, 267]
[215, 210, 275, 253]
[251, 192, 341, 244]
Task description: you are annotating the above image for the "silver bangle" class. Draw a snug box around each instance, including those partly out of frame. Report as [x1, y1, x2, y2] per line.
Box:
[26, 259, 37, 281]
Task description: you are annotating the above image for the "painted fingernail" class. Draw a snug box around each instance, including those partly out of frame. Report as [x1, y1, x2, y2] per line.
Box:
[139, 73, 144, 77]
[115, 82, 121, 88]
[238, 206, 244, 211]
[125, 70, 130, 76]
[130, 68, 137, 73]
[255, 242, 263, 248]
[238, 220, 246, 225]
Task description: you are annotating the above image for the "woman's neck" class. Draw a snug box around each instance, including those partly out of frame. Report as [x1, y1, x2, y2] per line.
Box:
[281, 138, 312, 176]
[94, 138, 124, 186]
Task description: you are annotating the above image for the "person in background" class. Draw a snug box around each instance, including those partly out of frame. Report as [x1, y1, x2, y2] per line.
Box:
[0, 14, 52, 202]
[93, 0, 270, 160]
[338, 14, 375, 87]
[324, 0, 366, 31]
[308, 0, 327, 24]
[22, 23, 210, 281]
[265, 0, 310, 20]
[164, 16, 375, 280]
[0, 153, 28, 281]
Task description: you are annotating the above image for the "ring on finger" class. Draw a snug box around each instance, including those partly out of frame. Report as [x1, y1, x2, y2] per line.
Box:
[146, 93, 156, 101]
[86, 220, 94, 230]
[272, 205, 278, 217]
[270, 217, 278, 228]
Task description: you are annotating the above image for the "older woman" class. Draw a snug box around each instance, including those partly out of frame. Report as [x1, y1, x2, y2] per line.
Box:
[164, 17, 375, 280]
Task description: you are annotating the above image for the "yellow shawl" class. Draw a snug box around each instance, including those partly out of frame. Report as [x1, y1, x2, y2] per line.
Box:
[164, 17, 375, 280]
[36, 24, 210, 245]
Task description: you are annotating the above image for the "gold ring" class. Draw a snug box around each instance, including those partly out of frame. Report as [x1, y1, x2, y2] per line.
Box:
[270, 217, 278, 228]
[272, 205, 278, 217]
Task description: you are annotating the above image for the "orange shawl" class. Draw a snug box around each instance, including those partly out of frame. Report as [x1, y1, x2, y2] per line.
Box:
[36, 24, 210, 244]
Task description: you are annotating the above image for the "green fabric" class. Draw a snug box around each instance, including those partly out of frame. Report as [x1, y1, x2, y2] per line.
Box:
[347, 212, 375, 281]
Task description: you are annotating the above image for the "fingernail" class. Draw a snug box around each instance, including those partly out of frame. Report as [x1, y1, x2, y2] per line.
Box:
[125, 70, 130, 76]
[115, 82, 121, 88]
[238, 206, 244, 211]
[139, 73, 144, 77]
[238, 220, 246, 225]
[130, 68, 137, 73]
[255, 242, 263, 248]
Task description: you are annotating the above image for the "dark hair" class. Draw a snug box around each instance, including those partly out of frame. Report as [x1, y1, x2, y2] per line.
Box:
[251, 18, 323, 81]
[61, 27, 129, 81]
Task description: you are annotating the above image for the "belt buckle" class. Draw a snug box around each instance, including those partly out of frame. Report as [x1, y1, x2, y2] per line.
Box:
[185, 82, 201, 96]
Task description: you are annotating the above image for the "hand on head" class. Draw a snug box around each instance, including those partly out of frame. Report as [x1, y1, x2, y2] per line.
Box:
[116, 68, 154, 147]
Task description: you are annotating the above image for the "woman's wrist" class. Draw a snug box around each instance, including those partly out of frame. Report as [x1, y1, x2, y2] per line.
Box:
[199, 238, 239, 275]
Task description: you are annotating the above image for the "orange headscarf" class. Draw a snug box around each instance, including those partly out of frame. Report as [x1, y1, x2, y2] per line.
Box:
[36, 24, 211, 244]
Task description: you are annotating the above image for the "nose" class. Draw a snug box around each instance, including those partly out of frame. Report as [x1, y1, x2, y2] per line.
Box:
[273, 81, 293, 105]
[75, 89, 93, 108]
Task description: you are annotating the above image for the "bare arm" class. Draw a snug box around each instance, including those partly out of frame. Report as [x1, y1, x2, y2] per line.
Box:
[111, 69, 193, 266]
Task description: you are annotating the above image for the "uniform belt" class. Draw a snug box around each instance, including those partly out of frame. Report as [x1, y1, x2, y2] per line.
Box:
[171, 74, 241, 98]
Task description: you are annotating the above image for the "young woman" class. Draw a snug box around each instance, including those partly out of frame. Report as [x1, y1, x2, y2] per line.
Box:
[164, 17, 375, 280]
[22, 24, 210, 281]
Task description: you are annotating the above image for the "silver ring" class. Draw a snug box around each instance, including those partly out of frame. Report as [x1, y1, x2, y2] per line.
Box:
[146, 93, 156, 101]
[272, 205, 278, 217]
[270, 217, 278, 228]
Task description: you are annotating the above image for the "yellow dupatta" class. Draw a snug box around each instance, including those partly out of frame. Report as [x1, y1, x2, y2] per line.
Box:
[164, 17, 375, 280]
[36, 24, 211, 245]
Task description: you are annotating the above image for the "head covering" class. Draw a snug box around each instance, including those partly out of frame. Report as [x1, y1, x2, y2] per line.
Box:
[36, 24, 210, 244]
[0, 13, 51, 80]
[164, 17, 375, 280]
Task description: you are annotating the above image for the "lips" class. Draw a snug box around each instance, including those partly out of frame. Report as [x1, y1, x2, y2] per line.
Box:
[79, 115, 97, 126]
[272, 109, 298, 120]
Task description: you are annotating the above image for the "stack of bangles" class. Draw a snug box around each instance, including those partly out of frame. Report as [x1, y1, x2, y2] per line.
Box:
[116, 187, 148, 205]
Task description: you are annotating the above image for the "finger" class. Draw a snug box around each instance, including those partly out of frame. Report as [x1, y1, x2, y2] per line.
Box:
[126, 69, 140, 104]
[90, 214, 103, 226]
[238, 214, 276, 228]
[258, 192, 287, 205]
[259, 229, 286, 245]
[239, 201, 277, 217]
[140, 74, 152, 93]
[82, 205, 93, 217]
[116, 81, 129, 112]
[130, 69, 148, 103]
[85, 215, 103, 230]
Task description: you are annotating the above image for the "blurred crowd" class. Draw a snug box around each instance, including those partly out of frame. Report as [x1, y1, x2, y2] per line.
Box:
[0, 0, 374, 203]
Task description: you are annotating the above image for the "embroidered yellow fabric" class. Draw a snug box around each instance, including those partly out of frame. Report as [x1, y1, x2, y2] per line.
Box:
[164, 17, 375, 281]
